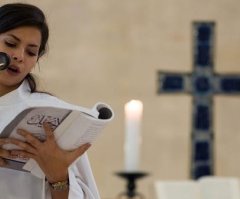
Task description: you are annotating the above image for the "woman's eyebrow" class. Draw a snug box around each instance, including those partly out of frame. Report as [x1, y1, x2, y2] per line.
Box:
[7, 33, 39, 48]
[7, 34, 20, 41]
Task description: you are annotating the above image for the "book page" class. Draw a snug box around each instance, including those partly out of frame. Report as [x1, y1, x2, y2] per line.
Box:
[1, 107, 72, 151]
[57, 113, 108, 149]
[199, 176, 240, 199]
[54, 102, 113, 149]
[154, 180, 202, 199]
[0, 107, 73, 171]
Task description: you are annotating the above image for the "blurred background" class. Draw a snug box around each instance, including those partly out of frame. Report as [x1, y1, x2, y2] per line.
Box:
[1, 0, 240, 198]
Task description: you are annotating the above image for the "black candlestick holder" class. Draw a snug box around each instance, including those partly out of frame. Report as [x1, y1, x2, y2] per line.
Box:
[115, 171, 148, 199]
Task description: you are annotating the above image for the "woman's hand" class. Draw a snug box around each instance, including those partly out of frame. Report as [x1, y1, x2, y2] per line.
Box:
[0, 138, 12, 167]
[9, 123, 91, 183]
[0, 138, 14, 167]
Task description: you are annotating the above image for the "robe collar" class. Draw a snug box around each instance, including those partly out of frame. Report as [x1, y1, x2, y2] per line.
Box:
[0, 80, 31, 106]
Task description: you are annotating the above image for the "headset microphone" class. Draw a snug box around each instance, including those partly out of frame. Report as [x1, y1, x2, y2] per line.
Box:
[0, 52, 10, 70]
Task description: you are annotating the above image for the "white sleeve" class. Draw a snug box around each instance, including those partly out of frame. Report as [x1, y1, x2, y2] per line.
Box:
[45, 153, 100, 199]
[68, 153, 100, 199]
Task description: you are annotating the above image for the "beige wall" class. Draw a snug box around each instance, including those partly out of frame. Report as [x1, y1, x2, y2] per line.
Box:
[1, 0, 240, 198]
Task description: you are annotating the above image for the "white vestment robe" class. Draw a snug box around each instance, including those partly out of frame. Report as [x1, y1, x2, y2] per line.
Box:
[0, 81, 100, 199]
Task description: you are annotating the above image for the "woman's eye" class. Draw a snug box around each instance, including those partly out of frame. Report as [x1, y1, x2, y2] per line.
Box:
[5, 41, 16, 47]
[27, 51, 37, 57]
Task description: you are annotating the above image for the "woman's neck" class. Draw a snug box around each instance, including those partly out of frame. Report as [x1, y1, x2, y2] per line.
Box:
[0, 84, 19, 97]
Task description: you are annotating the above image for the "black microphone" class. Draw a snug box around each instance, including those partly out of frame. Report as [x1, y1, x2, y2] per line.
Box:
[0, 52, 10, 70]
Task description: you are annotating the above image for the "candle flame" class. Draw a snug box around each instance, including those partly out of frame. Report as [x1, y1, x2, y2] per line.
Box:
[125, 100, 143, 111]
[125, 100, 143, 121]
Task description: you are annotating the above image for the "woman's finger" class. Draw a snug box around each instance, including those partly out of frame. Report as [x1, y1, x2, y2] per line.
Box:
[43, 122, 55, 141]
[68, 143, 91, 162]
[0, 138, 11, 146]
[17, 129, 41, 148]
[8, 138, 38, 155]
[10, 150, 35, 160]
[0, 158, 6, 166]
[0, 148, 11, 158]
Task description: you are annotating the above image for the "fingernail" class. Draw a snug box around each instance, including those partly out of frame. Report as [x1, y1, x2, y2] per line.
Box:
[17, 129, 23, 135]
[43, 122, 52, 129]
[10, 151, 17, 155]
[85, 143, 91, 149]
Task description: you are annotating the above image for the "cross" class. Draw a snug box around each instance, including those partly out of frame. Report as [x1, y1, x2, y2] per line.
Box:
[157, 22, 240, 179]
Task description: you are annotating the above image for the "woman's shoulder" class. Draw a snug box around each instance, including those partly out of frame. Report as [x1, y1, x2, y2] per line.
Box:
[27, 91, 77, 109]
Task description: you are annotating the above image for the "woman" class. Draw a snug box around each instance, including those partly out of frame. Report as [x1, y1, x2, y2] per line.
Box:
[0, 3, 100, 199]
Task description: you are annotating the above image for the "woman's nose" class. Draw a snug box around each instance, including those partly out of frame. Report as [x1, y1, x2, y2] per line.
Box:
[12, 50, 24, 63]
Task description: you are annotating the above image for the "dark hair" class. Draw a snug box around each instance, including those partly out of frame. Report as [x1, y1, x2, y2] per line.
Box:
[0, 3, 49, 92]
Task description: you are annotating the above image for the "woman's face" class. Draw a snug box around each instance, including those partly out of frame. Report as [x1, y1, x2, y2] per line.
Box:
[0, 26, 41, 94]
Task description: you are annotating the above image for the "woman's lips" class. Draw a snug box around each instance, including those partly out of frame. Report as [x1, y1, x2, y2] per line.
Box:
[6, 65, 20, 75]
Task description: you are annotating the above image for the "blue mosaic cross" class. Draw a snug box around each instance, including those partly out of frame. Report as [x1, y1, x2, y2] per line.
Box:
[157, 22, 240, 179]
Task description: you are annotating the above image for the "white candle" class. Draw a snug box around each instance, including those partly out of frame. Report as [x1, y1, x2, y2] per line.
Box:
[124, 100, 143, 171]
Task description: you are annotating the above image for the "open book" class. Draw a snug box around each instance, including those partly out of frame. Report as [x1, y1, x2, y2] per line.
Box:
[0, 102, 114, 177]
[154, 176, 240, 199]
